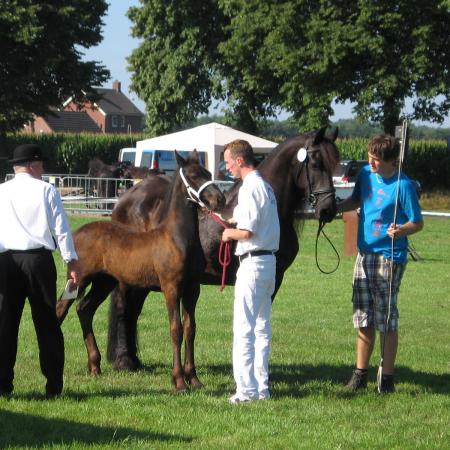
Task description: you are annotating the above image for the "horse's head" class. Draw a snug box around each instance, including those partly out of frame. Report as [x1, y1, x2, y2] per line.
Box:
[259, 127, 339, 224]
[295, 127, 339, 222]
[175, 150, 226, 212]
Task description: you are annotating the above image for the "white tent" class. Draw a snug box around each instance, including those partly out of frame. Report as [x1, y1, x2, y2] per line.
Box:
[136, 122, 278, 178]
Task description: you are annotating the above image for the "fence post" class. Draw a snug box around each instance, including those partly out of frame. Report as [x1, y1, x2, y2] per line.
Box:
[342, 211, 359, 257]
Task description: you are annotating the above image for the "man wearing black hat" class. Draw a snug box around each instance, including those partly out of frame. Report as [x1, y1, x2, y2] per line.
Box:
[0, 144, 79, 398]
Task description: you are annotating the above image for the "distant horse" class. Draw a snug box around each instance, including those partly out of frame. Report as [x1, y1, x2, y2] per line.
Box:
[57, 151, 225, 391]
[122, 164, 163, 180]
[87, 157, 129, 199]
[105, 127, 340, 383]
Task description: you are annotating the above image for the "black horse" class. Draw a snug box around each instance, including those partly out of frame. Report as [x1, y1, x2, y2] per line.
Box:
[104, 127, 340, 386]
[87, 157, 129, 200]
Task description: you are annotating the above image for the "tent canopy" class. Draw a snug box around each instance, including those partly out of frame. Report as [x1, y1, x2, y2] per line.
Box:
[136, 122, 278, 178]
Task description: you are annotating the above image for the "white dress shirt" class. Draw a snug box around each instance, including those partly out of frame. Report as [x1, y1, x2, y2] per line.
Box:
[0, 173, 78, 262]
[233, 170, 280, 256]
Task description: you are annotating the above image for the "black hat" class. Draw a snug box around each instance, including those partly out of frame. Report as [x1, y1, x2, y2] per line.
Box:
[9, 144, 48, 164]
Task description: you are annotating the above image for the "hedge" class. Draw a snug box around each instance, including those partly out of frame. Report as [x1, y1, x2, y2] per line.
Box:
[337, 138, 450, 189]
[4, 133, 145, 174]
[4, 133, 449, 189]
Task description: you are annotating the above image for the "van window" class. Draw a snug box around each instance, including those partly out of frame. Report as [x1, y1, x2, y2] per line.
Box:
[141, 150, 155, 168]
[121, 151, 136, 165]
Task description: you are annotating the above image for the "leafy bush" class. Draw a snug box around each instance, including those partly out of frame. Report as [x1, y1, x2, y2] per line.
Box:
[4, 133, 449, 188]
[337, 138, 449, 189]
[5, 133, 144, 173]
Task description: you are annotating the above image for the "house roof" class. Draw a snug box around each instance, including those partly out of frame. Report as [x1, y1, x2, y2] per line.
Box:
[93, 88, 144, 116]
[43, 111, 102, 133]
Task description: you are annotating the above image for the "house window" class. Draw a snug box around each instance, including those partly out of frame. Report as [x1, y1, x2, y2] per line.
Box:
[112, 115, 118, 128]
[121, 116, 126, 128]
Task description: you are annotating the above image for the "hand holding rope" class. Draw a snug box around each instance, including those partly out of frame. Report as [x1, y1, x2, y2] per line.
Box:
[206, 210, 232, 291]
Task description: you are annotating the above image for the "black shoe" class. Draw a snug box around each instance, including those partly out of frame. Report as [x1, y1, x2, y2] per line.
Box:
[378, 375, 395, 394]
[45, 381, 62, 399]
[0, 383, 13, 398]
[0, 389, 12, 398]
[345, 369, 368, 390]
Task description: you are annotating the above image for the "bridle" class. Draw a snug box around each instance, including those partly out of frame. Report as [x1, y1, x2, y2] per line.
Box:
[295, 142, 340, 274]
[295, 143, 336, 208]
[179, 167, 216, 209]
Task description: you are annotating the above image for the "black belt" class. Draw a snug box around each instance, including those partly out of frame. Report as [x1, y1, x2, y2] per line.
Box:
[7, 247, 49, 254]
[239, 250, 274, 262]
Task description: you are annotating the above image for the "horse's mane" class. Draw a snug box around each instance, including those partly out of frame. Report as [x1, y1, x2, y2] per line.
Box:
[260, 130, 339, 176]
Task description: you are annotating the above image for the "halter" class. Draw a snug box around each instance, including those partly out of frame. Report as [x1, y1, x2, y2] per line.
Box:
[296, 143, 336, 207]
[296, 142, 340, 274]
[179, 167, 215, 209]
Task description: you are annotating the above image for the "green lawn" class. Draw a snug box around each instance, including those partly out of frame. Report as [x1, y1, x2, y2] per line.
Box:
[1, 216, 449, 449]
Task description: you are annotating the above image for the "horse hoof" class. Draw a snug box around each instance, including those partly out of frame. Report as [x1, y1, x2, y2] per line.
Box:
[113, 355, 139, 372]
[188, 377, 204, 389]
[173, 379, 188, 393]
[88, 365, 101, 376]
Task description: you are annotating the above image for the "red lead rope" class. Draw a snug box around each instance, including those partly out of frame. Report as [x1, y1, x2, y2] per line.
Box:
[207, 211, 231, 291]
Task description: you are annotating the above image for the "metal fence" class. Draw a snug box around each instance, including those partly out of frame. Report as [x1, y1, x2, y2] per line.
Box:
[4, 174, 235, 215]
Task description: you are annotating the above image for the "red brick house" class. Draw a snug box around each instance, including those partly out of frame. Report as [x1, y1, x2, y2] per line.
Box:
[24, 80, 144, 134]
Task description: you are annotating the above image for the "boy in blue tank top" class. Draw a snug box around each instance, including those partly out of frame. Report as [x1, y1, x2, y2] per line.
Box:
[337, 135, 423, 393]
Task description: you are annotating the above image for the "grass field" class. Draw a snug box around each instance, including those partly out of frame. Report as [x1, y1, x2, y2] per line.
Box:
[1, 215, 449, 449]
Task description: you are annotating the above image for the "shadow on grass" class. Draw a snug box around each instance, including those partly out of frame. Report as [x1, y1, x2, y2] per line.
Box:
[0, 408, 191, 448]
[191, 362, 450, 398]
[49, 361, 450, 400]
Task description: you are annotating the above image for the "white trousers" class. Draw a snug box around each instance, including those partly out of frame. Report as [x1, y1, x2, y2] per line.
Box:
[233, 254, 276, 399]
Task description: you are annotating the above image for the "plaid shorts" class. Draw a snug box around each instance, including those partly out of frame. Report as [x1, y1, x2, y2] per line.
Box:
[352, 252, 406, 332]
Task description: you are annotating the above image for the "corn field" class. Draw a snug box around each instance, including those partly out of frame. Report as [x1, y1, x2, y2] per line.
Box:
[4, 133, 449, 189]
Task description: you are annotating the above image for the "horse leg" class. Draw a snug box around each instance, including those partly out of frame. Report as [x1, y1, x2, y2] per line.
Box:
[77, 276, 116, 375]
[181, 282, 203, 389]
[164, 287, 186, 392]
[56, 298, 76, 324]
[107, 286, 147, 371]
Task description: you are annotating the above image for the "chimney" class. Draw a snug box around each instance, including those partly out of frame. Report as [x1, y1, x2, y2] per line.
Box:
[112, 80, 121, 92]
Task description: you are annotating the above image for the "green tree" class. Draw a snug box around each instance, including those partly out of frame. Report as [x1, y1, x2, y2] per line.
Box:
[127, 1, 450, 135]
[0, 0, 110, 144]
[127, 1, 226, 135]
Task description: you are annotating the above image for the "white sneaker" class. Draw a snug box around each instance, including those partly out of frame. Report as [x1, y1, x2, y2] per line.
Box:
[228, 393, 256, 404]
[258, 393, 270, 400]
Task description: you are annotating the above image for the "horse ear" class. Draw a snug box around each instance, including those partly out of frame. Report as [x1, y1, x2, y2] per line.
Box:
[187, 149, 200, 164]
[330, 127, 339, 142]
[313, 126, 327, 145]
[175, 150, 187, 167]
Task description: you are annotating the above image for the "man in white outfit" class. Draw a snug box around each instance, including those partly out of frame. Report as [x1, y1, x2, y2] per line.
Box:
[222, 139, 280, 404]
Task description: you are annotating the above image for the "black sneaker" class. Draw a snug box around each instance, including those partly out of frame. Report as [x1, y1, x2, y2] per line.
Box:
[345, 369, 368, 390]
[378, 375, 395, 394]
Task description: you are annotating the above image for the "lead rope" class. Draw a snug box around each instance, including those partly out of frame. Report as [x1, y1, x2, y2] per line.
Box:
[315, 220, 340, 274]
[377, 120, 408, 393]
[207, 211, 231, 291]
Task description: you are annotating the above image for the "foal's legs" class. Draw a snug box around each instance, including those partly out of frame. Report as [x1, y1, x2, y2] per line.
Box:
[76, 275, 117, 375]
[181, 282, 203, 388]
[163, 285, 186, 392]
[56, 298, 77, 324]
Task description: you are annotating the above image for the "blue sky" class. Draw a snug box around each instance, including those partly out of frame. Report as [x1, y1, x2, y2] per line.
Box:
[82, 1, 449, 128]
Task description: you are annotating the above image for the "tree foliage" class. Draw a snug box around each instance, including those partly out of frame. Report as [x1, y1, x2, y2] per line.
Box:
[128, 0, 450, 134]
[0, 0, 110, 136]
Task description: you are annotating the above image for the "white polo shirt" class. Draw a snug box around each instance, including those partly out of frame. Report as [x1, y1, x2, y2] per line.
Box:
[233, 170, 280, 256]
[0, 173, 78, 262]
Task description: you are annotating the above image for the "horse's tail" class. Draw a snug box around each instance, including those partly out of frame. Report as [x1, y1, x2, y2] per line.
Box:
[106, 289, 120, 363]
[107, 287, 145, 368]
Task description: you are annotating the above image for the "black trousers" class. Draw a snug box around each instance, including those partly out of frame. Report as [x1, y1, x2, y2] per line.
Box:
[0, 248, 64, 395]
